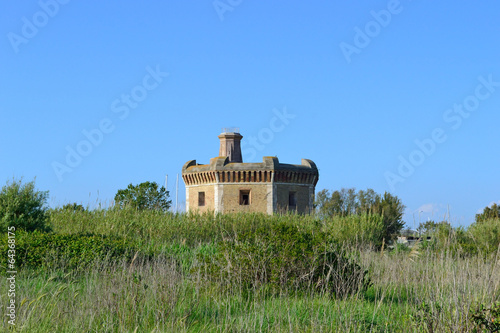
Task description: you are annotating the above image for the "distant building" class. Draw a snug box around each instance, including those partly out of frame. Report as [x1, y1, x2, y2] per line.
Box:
[181, 129, 319, 214]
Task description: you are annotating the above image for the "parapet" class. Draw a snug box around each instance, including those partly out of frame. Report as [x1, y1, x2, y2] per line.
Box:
[182, 156, 318, 186]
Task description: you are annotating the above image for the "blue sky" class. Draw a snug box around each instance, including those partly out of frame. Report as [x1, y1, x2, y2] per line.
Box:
[1, 1, 499, 227]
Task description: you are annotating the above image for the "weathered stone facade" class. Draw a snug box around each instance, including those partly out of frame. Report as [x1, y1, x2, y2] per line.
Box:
[182, 130, 319, 214]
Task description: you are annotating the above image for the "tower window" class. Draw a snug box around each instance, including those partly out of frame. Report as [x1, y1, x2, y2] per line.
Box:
[240, 190, 250, 205]
[289, 191, 297, 208]
[198, 192, 205, 206]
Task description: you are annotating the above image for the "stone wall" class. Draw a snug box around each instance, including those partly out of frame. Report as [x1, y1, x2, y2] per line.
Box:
[219, 183, 272, 214]
[182, 155, 318, 215]
[275, 184, 314, 214]
[186, 184, 215, 213]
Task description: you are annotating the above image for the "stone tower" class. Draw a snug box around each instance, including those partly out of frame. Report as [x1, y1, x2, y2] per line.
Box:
[182, 129, 319, 214]
[218, 130, 243, 163]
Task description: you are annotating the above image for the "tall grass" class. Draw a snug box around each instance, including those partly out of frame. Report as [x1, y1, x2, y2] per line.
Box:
[48, 209, 385, 251]
[1, 210, 498, 332]
[2, 247, 498, 332]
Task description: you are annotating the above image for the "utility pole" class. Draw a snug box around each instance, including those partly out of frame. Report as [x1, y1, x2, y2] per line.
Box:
[175, 174, 179, 212]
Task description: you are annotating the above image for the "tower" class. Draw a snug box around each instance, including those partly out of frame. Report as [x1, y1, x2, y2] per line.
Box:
[218, 128, 243, 163]
[182, 129, 318, 214]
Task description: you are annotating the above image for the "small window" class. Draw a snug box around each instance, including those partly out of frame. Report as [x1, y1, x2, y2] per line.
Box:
[289, 191, 297, 208]
[198, 192, 205, 206]
[240, 190, 250, 205]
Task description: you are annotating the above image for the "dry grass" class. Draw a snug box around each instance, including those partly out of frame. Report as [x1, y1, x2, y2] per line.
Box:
[1, 211, 498, 332]
[1, 246, 498, 332]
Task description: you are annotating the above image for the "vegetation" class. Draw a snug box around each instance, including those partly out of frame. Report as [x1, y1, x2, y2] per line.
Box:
[471, 302, 500, 332]
[0, 230, 141, 271]
[0, 179, 499, 331]
[203, 221, 371, 298]
[61, 202, 86, 212]
[476, 202, 500, 222]
[0, 178, 50, 232]
[0, 208, 497, 331]
[315, 188, 405, 245]
[114, 181, 171, 211]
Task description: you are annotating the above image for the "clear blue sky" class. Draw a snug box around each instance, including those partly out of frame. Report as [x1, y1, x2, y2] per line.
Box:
[1, 1, 499, 227]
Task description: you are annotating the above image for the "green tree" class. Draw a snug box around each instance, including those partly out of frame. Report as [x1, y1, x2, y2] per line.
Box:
[357, 188, 379, 215]
[374, 192, 406, 241]
[114, 181, 171, 211]
[315, 188, 406, 241]
[417, 220, 440, 236]
[61, 203, 86, 212]
[0, 178, 50, 232]
[315, 188, 358, 218]
[475, 203, 500, 223]
[468, 216, 500, 254]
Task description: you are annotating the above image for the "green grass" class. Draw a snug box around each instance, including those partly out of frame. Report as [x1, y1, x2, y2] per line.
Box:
[1, 210, 499, 332]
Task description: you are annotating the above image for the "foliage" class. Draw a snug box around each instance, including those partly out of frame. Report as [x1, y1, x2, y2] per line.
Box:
[202, 221, 370, 298]
[417, 220, 441, 236]
[0, 178, 50, 232]
[3, 242, 499, 332]
[48, 209, 387, 253]
[416, 219, 500, 256]
[114, 181, 171, 211]
[322, 214, 385, 249]
[61, 202, 86, 212]
[471, 302, 500, 332]
[376, 192, 406, 240]
[476, 203, 500, 223]
[2, 208, 500, 332]
[0, 230, 142, 270]
[315, 188, 405, 242]
[468, 218, 500, 254]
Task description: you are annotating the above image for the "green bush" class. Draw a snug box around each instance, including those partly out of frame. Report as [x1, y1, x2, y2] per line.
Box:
[114, 181, 171, 211]
[0, 230, 143, 270]
[419, 220, 499, 257]
[392, 242, 410, 253]
[471, 302, 500, 332]
[475, 203, 500, 223]
[468, 218, 500, 255]
[315, 188, 405, 242]
[202, 221, 370, 298]
[0, 178, 50, 232]
[322, 214, 385, 249]
[61, 203, 86, 212]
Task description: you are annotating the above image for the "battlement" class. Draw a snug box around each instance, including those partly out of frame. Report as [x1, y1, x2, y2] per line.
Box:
[181, 131, 319, 214]
[182, 157, 318, 186]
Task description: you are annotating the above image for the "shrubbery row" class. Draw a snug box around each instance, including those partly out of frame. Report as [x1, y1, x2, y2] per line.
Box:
[0, 231, 143, 270]
[199, 221, 371, 298]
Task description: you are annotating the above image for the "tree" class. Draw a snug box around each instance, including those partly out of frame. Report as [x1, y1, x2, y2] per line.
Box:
[315, 188, 406, 241]
[114, 181, 171, 211]
[417, 220, 440, 236]
[374, 192, 405, 241]
[315, 188, 358, 218]
[475, 203, 500, 223]
[0, 178, 50, 232]
[61, 203, 86, 212]
[357, 188, 378, 215]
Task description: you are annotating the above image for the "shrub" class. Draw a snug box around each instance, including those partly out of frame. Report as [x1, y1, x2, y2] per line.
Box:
[471, 302, 500, 332]
[61, 203, 86, 212]
[468, 218, 500, 255]
[315, 188, 405, 243]
[202, 221, 370, 298]
[322, 214, 385, 249]
[114, 181, 171, 211]
[0, 178, 50, 232]
[0, 230, 144, 270]
[475, 203, 500, 223]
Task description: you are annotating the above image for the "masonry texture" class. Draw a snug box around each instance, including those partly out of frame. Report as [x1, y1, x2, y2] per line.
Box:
[182, 129, 319, 214]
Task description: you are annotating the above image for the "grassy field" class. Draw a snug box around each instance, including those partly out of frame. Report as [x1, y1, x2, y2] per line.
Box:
[1, 210, 499, 332]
